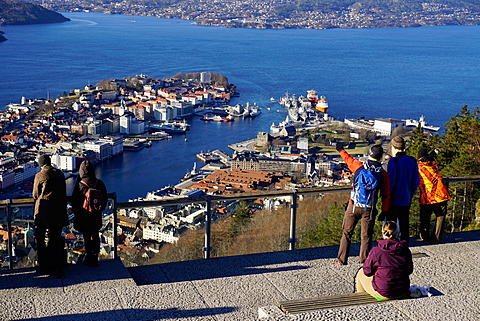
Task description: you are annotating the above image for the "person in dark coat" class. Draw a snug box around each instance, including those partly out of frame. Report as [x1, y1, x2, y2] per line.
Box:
[33, 155, 69, 276]
[72, 160, 108, 267]
[355, 221, 413, 300]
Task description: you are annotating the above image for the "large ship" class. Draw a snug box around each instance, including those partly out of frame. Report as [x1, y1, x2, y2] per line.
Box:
[149, 120, 190, 134]
[279, 90, 329, 124]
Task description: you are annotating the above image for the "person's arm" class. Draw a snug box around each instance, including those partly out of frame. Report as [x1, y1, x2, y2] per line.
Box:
[339, 150, 363, 173]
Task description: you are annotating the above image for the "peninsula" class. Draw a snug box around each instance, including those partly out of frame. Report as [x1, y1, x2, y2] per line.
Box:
[0, 0, 69, 26]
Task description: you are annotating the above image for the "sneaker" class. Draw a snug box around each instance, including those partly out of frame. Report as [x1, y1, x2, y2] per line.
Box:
[334, 259, 346, 266]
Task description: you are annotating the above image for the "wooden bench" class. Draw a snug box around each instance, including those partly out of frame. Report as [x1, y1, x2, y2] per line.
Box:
[277, 253, 427, 314]
[277, 292, 386, 314]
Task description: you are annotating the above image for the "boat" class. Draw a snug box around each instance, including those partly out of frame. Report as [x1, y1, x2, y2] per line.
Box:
[270, 97, 276, 103]
[149, 120, 189, 134]
[225, 103, 245, 117]
[210, 114, 234, 122]
[201, 114, 214, 121]
[123, 138, 147, 151]
[248, 103, 261, 117]
[405, 115, 440, 132]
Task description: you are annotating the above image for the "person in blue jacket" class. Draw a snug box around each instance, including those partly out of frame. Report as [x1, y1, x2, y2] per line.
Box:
[383, 136, 420, 245]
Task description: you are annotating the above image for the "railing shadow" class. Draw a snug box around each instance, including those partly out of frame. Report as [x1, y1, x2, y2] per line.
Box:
[18, 307, 238, 321]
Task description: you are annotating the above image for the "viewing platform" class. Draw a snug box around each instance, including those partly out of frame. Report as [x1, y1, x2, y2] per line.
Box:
[1, 230, 479, 320]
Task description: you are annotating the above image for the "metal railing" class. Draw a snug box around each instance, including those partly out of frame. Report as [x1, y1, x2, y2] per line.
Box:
[1, 175, 479, 270]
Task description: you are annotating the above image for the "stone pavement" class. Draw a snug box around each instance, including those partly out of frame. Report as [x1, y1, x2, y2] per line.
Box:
[0, 230, 479, 321]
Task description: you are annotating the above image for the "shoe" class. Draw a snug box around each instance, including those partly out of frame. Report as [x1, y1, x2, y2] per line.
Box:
[334, 259, 346, 266]
[35, 267, 51, 275]
[84, 255, 99, 267]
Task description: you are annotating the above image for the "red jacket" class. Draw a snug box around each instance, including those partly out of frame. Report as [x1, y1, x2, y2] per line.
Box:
[340, 150, 390, 212]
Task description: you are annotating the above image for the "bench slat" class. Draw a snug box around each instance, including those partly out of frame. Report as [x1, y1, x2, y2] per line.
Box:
[278, 292, 383, 314]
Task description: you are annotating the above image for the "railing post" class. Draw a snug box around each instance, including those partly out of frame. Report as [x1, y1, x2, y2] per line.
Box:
[111, 193, 118, 260]
[289, 190, 298, 251]
[6, 199, 14, 270]
[204, 195, 212, 259]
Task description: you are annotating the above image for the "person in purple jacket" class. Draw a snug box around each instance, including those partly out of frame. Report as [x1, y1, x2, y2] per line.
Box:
[355, 221, 413, 300]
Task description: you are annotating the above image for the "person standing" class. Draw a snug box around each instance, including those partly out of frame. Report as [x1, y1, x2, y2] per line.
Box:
[72, 160, 108, 267]
[385, 136, 420, 245]
[355, 221, 413, 300]
[33, 155, 69, 277]
[417, 149, 450, 243]
[335, 144, 390, 265]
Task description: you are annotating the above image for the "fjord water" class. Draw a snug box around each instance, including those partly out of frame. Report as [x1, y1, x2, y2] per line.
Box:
[1, 12, 479, 200]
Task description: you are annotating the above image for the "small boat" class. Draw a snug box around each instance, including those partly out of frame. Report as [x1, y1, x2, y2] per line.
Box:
[270, 97, 276, 103]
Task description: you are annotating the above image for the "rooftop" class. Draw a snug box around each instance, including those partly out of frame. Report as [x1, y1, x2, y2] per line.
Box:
[1, 230, 479, 320]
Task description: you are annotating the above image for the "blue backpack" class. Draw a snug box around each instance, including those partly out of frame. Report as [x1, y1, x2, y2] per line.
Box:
[351, 164, 383, 210]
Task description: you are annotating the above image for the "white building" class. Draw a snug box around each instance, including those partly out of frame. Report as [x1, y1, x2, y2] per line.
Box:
[143, 206, 164, 220]
[373, 118, 406, 136]
[51, 154, 77, 171]
[143, 222, 179, 243]
[200, 72, 211, 83]
[99, 136, 124, 156]
[84, 140, 112, 161]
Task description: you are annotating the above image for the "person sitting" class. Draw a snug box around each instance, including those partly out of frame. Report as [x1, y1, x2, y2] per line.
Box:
[355, 221, 413, 300]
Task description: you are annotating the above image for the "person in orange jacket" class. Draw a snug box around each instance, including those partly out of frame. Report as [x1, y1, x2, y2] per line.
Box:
[335, 144, 391, 265]
[417, 149, 450, 243]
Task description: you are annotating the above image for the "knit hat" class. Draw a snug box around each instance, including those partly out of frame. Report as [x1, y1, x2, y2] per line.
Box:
[37, 155, 51, 167]
[368, 145, 384, 161]
[418, 149, 428, 159]
[391, 136, 405, 150]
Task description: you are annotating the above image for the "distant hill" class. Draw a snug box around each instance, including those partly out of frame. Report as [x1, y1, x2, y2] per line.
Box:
[0, 0, 70, 25]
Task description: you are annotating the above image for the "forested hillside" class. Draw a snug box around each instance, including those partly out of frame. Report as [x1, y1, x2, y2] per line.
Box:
[0, 0, 69, 25]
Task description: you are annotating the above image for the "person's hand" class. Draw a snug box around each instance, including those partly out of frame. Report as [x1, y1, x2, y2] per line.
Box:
[335, 142, 344, 152]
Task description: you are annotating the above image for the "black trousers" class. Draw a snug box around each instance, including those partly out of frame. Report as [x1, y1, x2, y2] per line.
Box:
[386, 204, 411, 245]
[35, 226, 65, 271]
[83, 231, 100, 257]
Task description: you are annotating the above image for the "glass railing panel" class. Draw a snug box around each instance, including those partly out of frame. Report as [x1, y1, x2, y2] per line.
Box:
[115, 200, 207, 266]
[296, 191, 351, 250]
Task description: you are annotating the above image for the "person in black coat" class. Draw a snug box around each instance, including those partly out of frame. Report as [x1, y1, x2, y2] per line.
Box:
[72, 160, 108, 266]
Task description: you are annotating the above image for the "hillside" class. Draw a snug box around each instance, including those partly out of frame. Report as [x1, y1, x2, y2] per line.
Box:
[26, 0, 480, 29]
[0, 0, 70, 25]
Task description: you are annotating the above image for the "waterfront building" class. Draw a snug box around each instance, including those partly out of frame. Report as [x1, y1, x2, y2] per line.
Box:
[13, 161, 39, 186]
[83, 140, 112, 161]
[99, 136, 124, 156]
[0, 170, 15, 190]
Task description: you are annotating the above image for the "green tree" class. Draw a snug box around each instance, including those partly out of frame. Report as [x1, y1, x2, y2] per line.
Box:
[299, 201, 346, 248]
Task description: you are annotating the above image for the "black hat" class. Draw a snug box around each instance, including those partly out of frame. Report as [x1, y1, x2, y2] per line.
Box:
[418, 149, 428, 159]
[369, 145, 384, 161]
[37, 155, 51, 167]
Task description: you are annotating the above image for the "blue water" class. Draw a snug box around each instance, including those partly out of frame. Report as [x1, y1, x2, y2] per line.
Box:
[1, 12, 480, 200]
